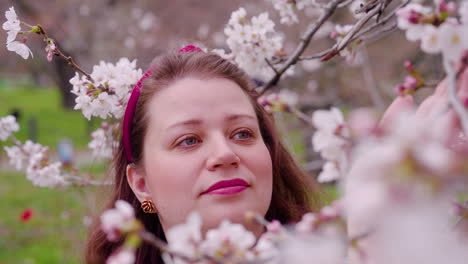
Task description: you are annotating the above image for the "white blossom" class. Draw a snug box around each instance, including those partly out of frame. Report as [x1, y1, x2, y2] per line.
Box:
[2, 7, 20, 43]
[200, 220, 256, 261]
[106, 248, 135, 264]
[88, 123, 118, 159]
[224, 8, 283, 81]
[438, 23, 468, 63]
[271, 0, 298, 25]
[26, 157, 66, 188]
[3, 7, 33, 59]
[70, 58, 143, 120]
[420, 24, 441, 54]
[101, 200, 136, 242]
[166, 212, 203, 260]
[0, 115, 19, 141]
[6, 40, 33, 60]
[460, 1, 468, 24]
[317, 161, 341, 183]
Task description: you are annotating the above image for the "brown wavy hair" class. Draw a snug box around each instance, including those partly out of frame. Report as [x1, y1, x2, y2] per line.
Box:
[85, 51, 322, 263]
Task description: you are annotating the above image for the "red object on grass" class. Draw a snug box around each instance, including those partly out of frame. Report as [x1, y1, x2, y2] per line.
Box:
[20, 208, 33, 222]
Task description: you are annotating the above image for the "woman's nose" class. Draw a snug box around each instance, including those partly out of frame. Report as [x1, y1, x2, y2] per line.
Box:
[206, 136, 240, 171]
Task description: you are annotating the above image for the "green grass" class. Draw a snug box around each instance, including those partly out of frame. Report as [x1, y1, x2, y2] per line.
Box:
[0, 84, 100, 150]
[0, 163, 110, 264]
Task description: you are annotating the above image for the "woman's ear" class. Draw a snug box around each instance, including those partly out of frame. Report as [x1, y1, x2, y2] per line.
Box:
[126, 164, 151, 203]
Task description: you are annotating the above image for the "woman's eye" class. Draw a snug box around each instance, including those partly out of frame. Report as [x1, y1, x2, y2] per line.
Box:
[233, 130, 253, 140]
[178, 136, 200, 147]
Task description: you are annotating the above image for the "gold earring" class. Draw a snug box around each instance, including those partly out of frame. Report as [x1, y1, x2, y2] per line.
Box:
[141, 200, 157, 214]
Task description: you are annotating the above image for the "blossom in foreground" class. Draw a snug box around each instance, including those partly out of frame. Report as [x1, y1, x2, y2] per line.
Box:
[70, 58, 143, 119]
[106, 248, 135, 264]
[165, 212, 203, 261]
[0, 115, 19, 141]
[2, 6, 33, 59]
[200, 220, 256, 261]
[101, 200, 137, 242]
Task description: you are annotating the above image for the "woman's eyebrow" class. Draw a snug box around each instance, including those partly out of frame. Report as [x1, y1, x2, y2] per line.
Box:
[166, 114, 256, 130]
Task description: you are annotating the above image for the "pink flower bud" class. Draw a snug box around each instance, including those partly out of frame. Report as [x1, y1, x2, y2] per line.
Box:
[330, 31, 339, 39]
[404, 60, 415, 72]
[267, 220, 282, 233]
[403, 75, 418, 90]
[395, 84, 406, 96]
[408, 10, 421, 24]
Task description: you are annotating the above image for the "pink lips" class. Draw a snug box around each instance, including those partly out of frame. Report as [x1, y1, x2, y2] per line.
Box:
[201, 178, 249, 195]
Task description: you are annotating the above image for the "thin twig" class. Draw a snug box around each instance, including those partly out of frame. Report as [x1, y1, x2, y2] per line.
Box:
[444, 59, 468, 134]
[260, 0, 347, 94]
[336, 5, 382, 52]
[300, 0, 410, 61]
[265, 58, 278, 74]
[360, 45, 385, 110]
[36, 25, 94, 82]
[65, 174, 113, 186]
[288, 106, 315, 128]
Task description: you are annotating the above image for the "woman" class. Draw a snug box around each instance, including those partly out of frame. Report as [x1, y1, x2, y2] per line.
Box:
[85, 46, 322, 263]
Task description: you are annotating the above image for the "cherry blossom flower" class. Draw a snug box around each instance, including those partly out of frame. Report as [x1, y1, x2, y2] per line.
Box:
[70, 58, 143, 120]
[317, 161, 341, 183]
[200, 220, 256, 261]
[270, 0, 298, 25]
[6, 40, 33, 60]
[223, 8, 283, 80]
[2, 7, 20, 43]
[106, 248, 135, 264]
[3, 7, 33, 59]
[438, 23, 468, 63]
[420, 24, 441, 54]
[0, 115, 19, 141]
[45, 40, 56, 62]
[165, 212, 203, 260]
[100, 200, 137, 242]
[88, 123, 119, 159]
[257, 90, 298, 113]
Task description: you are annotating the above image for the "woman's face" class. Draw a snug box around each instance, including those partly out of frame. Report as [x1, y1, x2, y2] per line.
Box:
[131, 77, 273, 234]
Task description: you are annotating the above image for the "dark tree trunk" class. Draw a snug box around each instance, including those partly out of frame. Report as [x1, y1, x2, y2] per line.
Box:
[52, 51, 77, 109]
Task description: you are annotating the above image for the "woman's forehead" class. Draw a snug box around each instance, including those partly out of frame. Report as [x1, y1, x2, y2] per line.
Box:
[146, 77, 257, 130]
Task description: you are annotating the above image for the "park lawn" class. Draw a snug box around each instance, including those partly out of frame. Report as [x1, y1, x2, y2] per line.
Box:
[0, 84, 100, 150]
[0, 162, 111, 264]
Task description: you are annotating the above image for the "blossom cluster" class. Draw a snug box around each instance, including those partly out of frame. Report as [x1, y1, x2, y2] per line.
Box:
[2, 7, 33, 59]
[88, 122, 119, 159]
[311, 107, 350, 183]
[396, 1, 468, 63]
[0, 115, 19, 141]
[70, 58, 143, 120]
[220, 8, 283, 81]
[269, 0, 318, 25]
[4, 140, 68, 188]
[345, 110, 468, 263]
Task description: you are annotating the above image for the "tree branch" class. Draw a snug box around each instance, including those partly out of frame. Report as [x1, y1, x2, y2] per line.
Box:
[259, 0, 347, 94]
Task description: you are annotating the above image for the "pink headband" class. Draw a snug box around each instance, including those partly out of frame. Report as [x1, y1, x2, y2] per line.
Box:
[122, 45, 204, 163]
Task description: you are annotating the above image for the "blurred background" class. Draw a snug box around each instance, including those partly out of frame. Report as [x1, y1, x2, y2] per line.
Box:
[0, 0, 443, 263]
